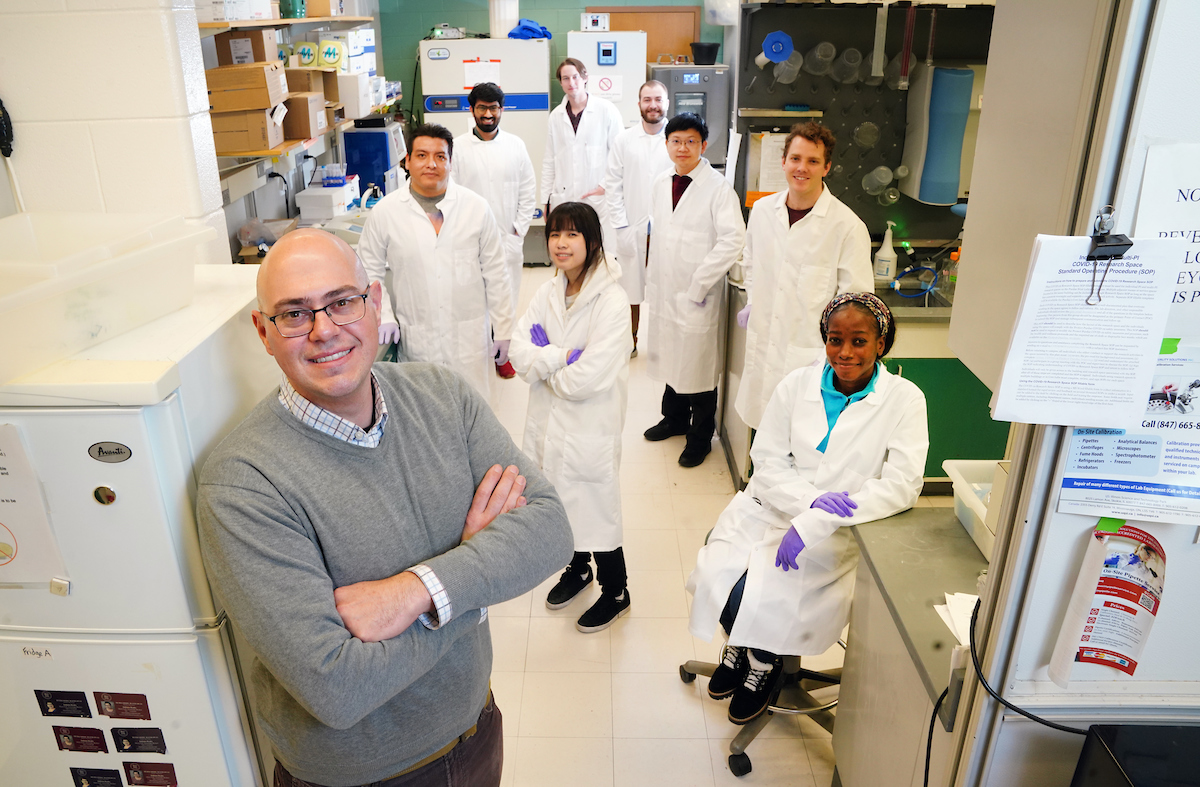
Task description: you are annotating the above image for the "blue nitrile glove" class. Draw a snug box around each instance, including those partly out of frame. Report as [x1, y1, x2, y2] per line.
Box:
[567, 348, 583, 365]
[530, 324, 550, 347]
[811, 491, 857, 518]
[775, 526, 806, 571]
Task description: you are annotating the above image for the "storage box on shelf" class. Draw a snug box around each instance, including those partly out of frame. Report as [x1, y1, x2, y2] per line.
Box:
[206, 61, 289, 112]
[215, 28, 280, 65]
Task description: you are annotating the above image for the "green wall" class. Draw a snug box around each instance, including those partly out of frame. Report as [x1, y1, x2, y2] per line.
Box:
[378, 0, 725, 120]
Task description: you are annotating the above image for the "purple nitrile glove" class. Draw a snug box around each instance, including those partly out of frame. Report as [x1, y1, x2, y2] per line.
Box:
[775, 526, 806, 571]
[530, 324, 550, 347]
[379, 322, 401, 346]
[811, 491, 857, 518]
[736, 303, 751, 328]
[567, 348, 583, 365]
[492, 339, 510, 366]
[692, 298, 707, 307]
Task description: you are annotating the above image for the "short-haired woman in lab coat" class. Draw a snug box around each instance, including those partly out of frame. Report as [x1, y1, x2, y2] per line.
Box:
[510, 202, 634, 633]
[687, 292, 929, 725]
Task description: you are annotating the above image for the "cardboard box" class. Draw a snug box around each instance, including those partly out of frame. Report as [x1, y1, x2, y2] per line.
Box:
[215, 29, 280, 66]
[346, 53, 371, 75]
[307, 0, 343, 16]
[283, 92, 328, 139]
[245, 0, 272, 18]
[337, 72, 372, 119]
[285, 67, 338, 102]
[317, 40, 347, 71]
[325, 103, 346, 127]
[293, 41, 319, 67]
[212, 108, 285, 154]
[207, 62, 290, 112]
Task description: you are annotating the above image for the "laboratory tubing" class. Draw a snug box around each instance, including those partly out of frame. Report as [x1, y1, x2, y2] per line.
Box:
[802, 42, 837, 76]
[885, 51, 917, 90]
[861, 165, 893, 195]
[830, 48, 862, 84]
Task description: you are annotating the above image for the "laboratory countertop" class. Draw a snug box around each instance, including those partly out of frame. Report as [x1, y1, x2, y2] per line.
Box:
[852, 507, 988, 705]
[725, 275, 952, 324]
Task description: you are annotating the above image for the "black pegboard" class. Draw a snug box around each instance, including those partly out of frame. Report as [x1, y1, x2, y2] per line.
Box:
[735, 3, 994, 242]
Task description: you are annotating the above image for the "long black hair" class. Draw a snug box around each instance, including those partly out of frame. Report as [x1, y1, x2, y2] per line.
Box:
[545, 202, 606, 281]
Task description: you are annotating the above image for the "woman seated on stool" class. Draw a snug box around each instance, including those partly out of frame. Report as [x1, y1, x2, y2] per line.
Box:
[686, 292, 929, 725]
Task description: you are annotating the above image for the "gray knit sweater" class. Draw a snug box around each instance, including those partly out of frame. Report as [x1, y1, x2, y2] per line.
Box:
[197, 363, 572, 786]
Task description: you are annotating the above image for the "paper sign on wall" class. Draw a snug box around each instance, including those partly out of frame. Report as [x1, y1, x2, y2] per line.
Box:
[592, 75, 622, 102]
[994, 236, 1178, 427]
[463, 59, 501, 90]
[1048, 519, 1166, 686]
[0, 424, 67, 587]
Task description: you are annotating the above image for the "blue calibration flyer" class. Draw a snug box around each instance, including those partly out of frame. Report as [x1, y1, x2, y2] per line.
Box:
[1060, 420, 1200, 525]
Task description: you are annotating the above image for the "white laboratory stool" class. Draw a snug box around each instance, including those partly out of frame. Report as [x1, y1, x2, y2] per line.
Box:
[680, 643, 843, 778]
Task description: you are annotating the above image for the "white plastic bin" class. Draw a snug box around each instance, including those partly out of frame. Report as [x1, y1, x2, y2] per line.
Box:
[0, 213, 215, 386]
[942, 459, 999, 560]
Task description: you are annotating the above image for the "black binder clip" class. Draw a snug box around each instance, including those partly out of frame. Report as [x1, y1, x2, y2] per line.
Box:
[1085, 206, 1132, 305]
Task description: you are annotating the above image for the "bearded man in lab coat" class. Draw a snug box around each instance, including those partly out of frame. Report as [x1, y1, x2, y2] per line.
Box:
[542, 58, 623, 255]
[643, 112, 746, 467]
[359, 123, 514, 401]
[452, 81, 537, 379]
[603, 79, 673, 357]
[733, 121, 873, 430]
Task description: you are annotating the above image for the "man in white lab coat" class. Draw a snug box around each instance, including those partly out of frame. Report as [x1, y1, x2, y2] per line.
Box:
[542, 58, 623, 253]
[452, 81, 537, 379]
[644, 112, 746, 467]
[604, 80, 673, 357]
[359, 124, 514, 400]
[734, 121, 873, 430]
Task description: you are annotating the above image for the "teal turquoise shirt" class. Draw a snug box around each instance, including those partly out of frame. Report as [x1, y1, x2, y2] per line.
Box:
[817, 362, 880, 453]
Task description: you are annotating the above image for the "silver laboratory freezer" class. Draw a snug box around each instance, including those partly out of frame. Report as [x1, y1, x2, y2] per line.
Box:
[0, 265, 280, 786]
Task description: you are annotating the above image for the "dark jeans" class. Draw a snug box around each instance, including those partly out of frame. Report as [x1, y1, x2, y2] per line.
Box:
[568, 547, 627, 597]
[661, 385, 719, 446]
[273, 694, 503, 787]
[719, 571, 777, 663]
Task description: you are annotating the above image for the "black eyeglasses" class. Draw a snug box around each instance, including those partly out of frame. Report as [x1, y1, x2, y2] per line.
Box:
[267, 292, 369, 338]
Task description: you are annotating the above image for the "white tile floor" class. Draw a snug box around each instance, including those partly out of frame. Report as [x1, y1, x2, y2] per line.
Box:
[487, 266, 840, 786]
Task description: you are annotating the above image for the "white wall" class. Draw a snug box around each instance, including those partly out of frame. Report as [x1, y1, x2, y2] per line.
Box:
[0, 0, 226, 260]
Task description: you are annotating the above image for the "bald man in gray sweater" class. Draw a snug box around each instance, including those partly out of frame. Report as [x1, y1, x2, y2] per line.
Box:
[197, 229, 572, 787]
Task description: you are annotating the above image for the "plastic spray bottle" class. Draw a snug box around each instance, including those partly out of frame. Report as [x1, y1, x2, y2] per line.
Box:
[874, 220, 898, 280]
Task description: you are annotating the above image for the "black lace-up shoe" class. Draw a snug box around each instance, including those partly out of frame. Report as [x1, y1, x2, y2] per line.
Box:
[545, 565, 593, 610]
[728, 657, 783, 725]
[575, 590, 631, 633]
[707, 644, 748, 700]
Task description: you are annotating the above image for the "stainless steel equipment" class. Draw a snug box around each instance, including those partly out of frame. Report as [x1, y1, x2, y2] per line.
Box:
[650, 63, 731, 167]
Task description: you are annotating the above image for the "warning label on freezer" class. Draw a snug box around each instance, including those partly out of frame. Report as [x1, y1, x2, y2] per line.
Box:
[123, 762, 178, 786]
[54, 726, 109, 753]
[71, 768, 123, 787]
[95, 692, 151, 721]
[37, 690, 92, 718]
[112, 728, 168, 755]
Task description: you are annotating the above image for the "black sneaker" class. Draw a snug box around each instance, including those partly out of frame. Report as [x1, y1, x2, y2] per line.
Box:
[575, 590, 631, 633]
[545, 565, 593, 610]
[707, 644, 748, 700]
[644, 418, 689, 441]
[678, 439, 711, 467]
[728, 657, 783, 725]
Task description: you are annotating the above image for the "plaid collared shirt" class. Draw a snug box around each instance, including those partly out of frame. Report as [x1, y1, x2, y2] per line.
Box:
[277, 375, 468, 629]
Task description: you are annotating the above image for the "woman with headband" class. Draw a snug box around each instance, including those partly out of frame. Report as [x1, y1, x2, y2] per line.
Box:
[686, 292, 929, 725]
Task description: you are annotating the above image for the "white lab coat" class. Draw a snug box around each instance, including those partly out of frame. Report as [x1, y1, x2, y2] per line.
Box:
[452, 129, 537, 316]
[644, 158, 746, 394]
[358, 183, 514, 399]
[734, 188, 873, 429]
[510, 258, 633, 552]
[542, 93, 623, 228]
[687, 364, 928, 655]
[603, 123, 672, 305]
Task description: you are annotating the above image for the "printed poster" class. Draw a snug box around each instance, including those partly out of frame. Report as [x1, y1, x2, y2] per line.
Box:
[0, 424, 67, 586]
[1049, 519, 1166, 686]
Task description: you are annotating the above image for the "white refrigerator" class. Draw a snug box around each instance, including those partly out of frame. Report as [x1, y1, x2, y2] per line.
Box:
[0, 265, 280, 786]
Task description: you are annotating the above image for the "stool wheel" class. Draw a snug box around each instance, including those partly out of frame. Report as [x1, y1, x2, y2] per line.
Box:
[679, 664, 696, 684]
[728, 752, 752, 777]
